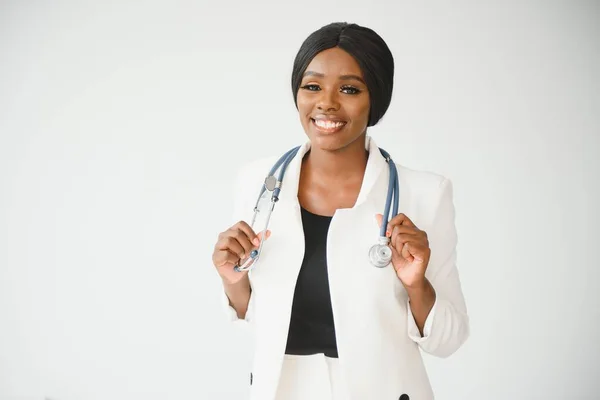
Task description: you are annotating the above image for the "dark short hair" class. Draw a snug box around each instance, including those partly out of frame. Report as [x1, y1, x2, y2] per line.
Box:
[291, 22, 395, 127]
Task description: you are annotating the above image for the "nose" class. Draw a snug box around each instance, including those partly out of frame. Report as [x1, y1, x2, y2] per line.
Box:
[316, 88, 340, 112]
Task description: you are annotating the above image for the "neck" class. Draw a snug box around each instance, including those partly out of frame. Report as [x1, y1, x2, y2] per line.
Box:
[303, 136, 369, 182]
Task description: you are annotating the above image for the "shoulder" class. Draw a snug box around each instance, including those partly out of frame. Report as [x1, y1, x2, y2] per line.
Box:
[238, 156, 279, 176]
[394, 163, 455, 230]
[396, 163, 452, 195]
[232, 155, 280, 190]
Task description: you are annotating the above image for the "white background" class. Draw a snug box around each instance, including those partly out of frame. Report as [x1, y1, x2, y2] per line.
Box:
[1, 1, 599, 399]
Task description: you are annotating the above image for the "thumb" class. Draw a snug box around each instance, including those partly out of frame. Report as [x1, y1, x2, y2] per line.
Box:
[252, 230, 272, 246]
[375, 213, 383, 228]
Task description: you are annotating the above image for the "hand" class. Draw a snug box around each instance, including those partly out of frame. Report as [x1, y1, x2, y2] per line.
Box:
[212, 221, 271, 285]
[375, 213, 431, 289]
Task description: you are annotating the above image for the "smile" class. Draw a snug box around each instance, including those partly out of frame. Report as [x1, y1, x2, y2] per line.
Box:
[310, 118, 347, 133]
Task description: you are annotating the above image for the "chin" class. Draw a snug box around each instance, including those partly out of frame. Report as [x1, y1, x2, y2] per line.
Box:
[309, 135, 355, 153]
[314, 132, 367, 153]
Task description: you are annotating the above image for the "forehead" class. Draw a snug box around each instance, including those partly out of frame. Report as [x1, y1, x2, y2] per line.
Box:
[304, 47, 364, 77]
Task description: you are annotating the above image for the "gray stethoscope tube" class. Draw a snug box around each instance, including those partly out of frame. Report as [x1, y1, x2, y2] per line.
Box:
[234, 146, 399, 272]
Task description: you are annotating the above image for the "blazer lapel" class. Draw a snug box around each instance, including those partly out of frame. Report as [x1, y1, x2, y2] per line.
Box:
[354, 136, 388, 209]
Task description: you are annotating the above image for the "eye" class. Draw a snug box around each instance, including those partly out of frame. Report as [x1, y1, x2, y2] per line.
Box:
[340, 85, 361, 95]
[300, 84, 320, 91]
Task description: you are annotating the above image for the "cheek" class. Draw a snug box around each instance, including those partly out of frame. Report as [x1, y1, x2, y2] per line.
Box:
[296, 93, 313, 116]
[348, 98, 370, 126]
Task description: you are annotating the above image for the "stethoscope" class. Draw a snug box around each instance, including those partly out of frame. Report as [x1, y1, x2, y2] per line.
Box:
[234, 146, 399, 272]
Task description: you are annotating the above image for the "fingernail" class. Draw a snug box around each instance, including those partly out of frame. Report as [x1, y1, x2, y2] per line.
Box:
[253, 238, 259, 246]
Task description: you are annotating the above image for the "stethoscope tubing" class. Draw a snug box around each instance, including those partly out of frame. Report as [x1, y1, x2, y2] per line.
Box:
[235, 145, 398, 272]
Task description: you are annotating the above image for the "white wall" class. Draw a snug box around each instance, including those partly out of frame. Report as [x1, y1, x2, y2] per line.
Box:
[1, 1, 599, 399]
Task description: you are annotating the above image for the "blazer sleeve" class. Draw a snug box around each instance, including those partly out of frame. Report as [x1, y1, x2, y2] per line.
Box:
[218, 166, 256, 324]
[406, 178, 470, 357]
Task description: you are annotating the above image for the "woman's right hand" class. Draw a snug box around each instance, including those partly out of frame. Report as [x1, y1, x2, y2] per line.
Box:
[212, 221, 271, 285]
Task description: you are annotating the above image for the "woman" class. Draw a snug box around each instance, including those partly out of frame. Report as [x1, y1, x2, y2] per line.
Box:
[212, 22, 469, 400]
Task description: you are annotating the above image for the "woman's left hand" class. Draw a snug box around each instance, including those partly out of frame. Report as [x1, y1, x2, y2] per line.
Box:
[375, 213, 431, 289]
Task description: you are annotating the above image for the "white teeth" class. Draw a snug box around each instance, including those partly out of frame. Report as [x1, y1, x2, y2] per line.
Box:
[314, 119, 345, 129]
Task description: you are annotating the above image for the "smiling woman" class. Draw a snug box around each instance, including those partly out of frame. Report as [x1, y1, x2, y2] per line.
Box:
[296, 47, 371, 152]
[211, 22, 469, 400]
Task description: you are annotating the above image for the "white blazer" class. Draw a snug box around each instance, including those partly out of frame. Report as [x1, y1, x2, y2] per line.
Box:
[221, 136, 469, 400]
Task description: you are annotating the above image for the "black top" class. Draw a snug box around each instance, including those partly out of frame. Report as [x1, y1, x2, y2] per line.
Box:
[284, 207, 338, 358]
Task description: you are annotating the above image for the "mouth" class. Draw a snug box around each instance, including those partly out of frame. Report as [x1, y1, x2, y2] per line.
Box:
[310, 118, 347, 134]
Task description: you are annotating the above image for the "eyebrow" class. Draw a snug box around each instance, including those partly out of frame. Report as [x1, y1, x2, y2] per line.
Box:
[303, 70, 366, 84]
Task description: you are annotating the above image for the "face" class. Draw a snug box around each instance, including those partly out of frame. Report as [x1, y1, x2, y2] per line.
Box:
[296, 47, 370, 152]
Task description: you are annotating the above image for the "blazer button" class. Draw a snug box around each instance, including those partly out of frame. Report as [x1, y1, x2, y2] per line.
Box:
[399, 395, 409, 400]
[250, 372, 253, 385]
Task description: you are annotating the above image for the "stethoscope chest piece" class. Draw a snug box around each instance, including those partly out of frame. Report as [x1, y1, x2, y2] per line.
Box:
[369, 238, 393, 268]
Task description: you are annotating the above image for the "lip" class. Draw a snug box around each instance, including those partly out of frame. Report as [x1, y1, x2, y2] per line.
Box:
[310, 114, 348, 134]
[312, 114, 347, 123]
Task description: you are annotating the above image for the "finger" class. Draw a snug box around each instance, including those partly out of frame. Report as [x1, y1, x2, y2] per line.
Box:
[219, 228, 273, 261]
[405, 242, 429, 262]
[213, 249, 241, 268]
[390, 245, 401, 271]
[375, 213, 384, 228]
[254, 229, 272, 246]
[392, 233, 423, 250]
[393, 225, 422, 235]
[376, 213, 402, 237]
[387, 213, 417, 229]
[390, 244, 415, 266]
[389, 225, 422, 239]
[216, 236, 246, 259]
[401, 241, 413, 261]
[232, 220, 259, 244]
[390, 239, 411, 263]
[227, 229, 256, 258]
